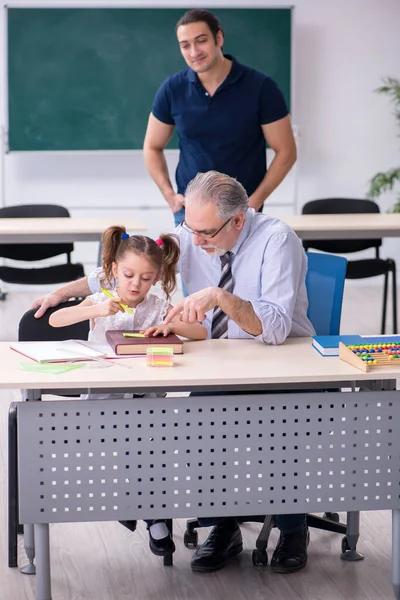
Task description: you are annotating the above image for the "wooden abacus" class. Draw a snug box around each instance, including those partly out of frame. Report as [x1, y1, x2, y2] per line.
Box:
[339, 342, 400, 372]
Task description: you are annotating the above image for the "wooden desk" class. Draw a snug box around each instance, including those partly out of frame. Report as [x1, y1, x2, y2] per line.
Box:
[0, 216, 146, 244]
[280, 213, 400, 240]
[0, 216, 146, 285]
[2, 337, 400, 392]
[3, 338, 400, 600]
[1, 214, 398, 245]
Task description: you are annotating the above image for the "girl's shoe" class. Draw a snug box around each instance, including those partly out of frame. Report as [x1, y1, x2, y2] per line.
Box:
[148, 520, 176, 556]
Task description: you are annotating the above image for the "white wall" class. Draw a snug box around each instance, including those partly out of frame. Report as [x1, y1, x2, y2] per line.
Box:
[0, 0, 399, 277]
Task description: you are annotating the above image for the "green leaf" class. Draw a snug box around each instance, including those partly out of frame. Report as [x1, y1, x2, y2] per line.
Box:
[368, 78, 400, 211]
[388, 198, 400, 213]
[367, 168, 400, 198]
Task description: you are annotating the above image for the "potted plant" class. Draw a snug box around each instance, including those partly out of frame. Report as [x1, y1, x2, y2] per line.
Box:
[367, 77, 400, 212]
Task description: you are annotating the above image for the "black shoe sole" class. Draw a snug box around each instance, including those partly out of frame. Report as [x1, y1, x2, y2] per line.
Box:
[149, 540, 176, 557]
[270, 559, 307, 574]
[191, 543, 243, 572]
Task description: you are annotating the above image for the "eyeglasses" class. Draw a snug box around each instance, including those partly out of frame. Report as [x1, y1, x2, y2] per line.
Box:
[180, 217, 232, 239]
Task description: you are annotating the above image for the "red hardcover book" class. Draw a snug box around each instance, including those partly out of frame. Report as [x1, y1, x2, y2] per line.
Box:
[105, 330, 184, 355]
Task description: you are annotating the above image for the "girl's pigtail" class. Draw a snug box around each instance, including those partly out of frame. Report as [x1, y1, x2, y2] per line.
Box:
[101, 226, 126, 287]
[158, 234, 180, 301]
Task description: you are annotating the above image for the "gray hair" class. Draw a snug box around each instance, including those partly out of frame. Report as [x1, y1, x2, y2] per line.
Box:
[185, 171, 249, 220]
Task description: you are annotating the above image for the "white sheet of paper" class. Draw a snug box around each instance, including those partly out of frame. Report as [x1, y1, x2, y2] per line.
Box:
[11, 340, 107, 363]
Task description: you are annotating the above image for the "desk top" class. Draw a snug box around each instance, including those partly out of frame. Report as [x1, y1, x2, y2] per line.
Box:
[0, 216, 146, 243]
[280, 213, 400, 240]
[2, 213, 397, 244]
[1, 338, 400, 392]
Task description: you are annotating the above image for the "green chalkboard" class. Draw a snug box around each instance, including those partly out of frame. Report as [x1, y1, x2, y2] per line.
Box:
[7, 8, 292, 151]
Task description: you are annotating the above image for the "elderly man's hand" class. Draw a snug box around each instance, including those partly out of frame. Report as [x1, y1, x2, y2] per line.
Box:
[164, 287, 221, 324]
[31, 292, 65, 319]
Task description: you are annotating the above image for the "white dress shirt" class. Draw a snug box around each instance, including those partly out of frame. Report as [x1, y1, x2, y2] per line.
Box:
[88, 209, 314, 344]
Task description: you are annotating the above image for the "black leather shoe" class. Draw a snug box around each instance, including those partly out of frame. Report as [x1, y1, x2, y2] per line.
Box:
[191, 519, 243, 572]
[119, 520, 137, 533]
[148, 521, 176, 557]
[271, 525, 309, 573]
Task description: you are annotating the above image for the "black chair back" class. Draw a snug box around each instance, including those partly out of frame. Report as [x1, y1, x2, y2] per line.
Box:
[19, 301, 89, 342]
[0, 204, 74, 261]
[302, 198, 382, 254]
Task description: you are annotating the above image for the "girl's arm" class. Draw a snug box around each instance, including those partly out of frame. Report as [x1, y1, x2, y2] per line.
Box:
[49, 298, 97, 328]
[168, 316, 207, 340]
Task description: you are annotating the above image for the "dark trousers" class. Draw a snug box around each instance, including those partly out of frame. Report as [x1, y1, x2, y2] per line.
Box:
[197, 514, 306, 532]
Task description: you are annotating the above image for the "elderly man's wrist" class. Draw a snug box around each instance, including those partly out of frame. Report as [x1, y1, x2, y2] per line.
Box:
[52, 289, 67, 302]
[215, 287, 225, 307]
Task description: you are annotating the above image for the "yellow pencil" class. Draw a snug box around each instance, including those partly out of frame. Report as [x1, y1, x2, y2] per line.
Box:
[101, 288, 135, 315]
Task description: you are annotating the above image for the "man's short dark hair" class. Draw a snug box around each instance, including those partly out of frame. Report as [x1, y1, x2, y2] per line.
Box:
[176, 9, 223, 41]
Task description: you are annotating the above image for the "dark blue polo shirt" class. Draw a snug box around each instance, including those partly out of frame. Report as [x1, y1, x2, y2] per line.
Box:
[151, 55, 289, 196]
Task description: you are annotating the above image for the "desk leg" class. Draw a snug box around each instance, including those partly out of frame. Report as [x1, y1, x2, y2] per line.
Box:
[163, 519, 173, 567]
[8, 403, 18, 568]
[20, 524, 36, 574]
[97, 241, 103, 267]
[19, 390, 40, 573]
[35, 524, 51, 600]
[341, 511, 364, 561]
[392, 510, 400, 599]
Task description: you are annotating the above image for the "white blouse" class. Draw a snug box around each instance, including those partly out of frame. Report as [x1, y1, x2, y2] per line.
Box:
[87, 290, 170, 344]
[82, 290, 169, 400]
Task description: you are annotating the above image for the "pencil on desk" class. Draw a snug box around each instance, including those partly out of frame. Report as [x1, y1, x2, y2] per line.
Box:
[101, 288, 135, 315]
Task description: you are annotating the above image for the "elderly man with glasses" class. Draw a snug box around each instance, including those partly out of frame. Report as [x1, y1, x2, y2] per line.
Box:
[32, 170, 314, 574]
[166, 171, 314, 346]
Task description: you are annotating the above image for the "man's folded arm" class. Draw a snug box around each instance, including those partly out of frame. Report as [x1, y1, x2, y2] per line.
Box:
[250, 232, 306, 344]
[215, 290, 263, 337]
[220, 232, 305, 344]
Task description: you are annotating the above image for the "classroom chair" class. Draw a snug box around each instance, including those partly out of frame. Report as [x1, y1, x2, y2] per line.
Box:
[302, 197, 397, 335]
[0, 204, 84, 290]
[18, 300, 89, 342]
[305, 250, 347, 335]
[184, 252, 360, 566]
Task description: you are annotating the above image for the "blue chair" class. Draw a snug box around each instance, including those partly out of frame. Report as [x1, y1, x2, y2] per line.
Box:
[184, 250, 352, 563]
[306, 251, 348, 335]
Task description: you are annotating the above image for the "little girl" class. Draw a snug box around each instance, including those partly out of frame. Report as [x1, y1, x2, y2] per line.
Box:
[50, 225, 206, 343]
[49, 225, 207, 558]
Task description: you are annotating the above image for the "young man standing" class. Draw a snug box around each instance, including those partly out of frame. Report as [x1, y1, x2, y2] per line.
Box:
[143, 9, 297, 226]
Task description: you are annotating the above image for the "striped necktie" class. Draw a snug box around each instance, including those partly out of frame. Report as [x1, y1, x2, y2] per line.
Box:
[211, 251, 233, 339]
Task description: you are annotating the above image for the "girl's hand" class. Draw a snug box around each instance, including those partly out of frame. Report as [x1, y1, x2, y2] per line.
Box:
[96, 297, 124, 317]
[141, 323, 174, 337]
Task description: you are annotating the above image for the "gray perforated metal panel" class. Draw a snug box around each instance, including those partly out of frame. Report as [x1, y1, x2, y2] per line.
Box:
[18, 391, 400, 524]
